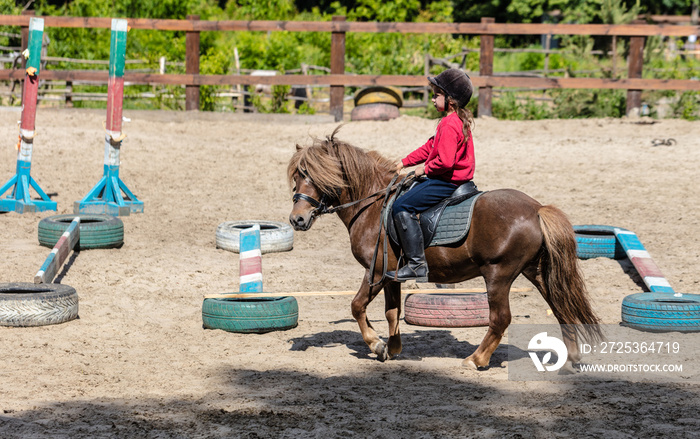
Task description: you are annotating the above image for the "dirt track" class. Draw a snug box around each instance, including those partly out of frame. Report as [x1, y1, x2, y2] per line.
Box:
[1, 108, 699, 438]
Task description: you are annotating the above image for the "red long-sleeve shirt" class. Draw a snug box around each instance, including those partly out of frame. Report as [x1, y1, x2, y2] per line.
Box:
[401, 112, 474, 184]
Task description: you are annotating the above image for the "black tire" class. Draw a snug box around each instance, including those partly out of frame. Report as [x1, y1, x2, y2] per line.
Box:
[404, 293, 489, 327]
[573, 224, 626, 260]
[215, 220, 293, 254]
[621, 293, 700, 333]
[0, 282, 79, 327]
[38, 214, 124, 250]
[202, 297, 299, 333]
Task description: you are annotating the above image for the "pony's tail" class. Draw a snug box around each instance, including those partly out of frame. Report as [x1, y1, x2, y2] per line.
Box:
[538, 205, 603, 343]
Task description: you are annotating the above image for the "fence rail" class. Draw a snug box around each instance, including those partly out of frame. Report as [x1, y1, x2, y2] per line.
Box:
[1, 13, 699, 120]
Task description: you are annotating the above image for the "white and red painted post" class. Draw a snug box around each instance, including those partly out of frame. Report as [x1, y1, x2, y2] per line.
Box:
[74, 19, 143, 216]
[239, 225, 263, 293]
[0, 17, 56, 213]
[34, 217, 80, 284]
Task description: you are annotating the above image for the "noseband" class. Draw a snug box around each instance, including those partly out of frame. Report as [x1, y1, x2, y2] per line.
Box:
[292, 168, 336, 216]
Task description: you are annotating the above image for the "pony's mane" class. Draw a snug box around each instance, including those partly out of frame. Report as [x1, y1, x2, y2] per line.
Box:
[287, 126, 397, 199]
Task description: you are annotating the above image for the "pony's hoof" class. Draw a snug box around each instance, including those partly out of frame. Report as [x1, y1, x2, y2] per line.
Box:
[374, 341, 388, 362]
[461, 358, 479, 370]
[558, 362, 580, 375]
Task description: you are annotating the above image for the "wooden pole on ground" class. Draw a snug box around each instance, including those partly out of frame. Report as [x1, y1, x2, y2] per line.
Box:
[34, 217, 80, 284]
[204, 287, 532, 300]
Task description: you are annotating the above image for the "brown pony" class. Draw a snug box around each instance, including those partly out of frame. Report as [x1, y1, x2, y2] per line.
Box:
[287, 127, 601, 370]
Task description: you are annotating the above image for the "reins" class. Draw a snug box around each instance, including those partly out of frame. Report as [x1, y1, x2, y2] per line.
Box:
[367, 171, 414, 287]
[294, 168, 416, 288]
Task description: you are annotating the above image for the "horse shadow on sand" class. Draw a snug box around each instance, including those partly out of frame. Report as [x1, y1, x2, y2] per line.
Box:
[288, 319, 531, 368]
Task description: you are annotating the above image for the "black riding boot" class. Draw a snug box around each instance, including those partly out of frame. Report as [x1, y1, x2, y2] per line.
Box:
[386, 211, 429, 283]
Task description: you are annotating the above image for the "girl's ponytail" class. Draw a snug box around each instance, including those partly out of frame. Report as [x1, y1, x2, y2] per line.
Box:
[447, 96, 474, 147]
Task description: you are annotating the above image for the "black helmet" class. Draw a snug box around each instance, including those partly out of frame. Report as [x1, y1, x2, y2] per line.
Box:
[428, 68, 473, 108]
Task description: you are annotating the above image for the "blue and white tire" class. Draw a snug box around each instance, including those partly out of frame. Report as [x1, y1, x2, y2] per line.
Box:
[621, 293, 700, 333]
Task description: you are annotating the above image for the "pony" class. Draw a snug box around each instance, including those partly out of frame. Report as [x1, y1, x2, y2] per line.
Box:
[287, 127, 601, 370]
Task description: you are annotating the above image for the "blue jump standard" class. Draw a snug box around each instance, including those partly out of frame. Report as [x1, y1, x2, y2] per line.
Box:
[74, 163, 143, 216]
[0, 159, 56, 213]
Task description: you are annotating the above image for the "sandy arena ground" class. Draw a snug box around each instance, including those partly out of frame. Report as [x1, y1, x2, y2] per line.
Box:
[1, 107, 699, 438]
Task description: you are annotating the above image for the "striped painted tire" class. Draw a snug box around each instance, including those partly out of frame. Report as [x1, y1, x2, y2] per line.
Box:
[621, 293, 700, 332]
[404, 293, 489, 327]
[215, 220, 293, 254]
[0, 282, 78, 327]
[202, 297, 299, 333]
[38, 214, 124, 250]
[353, 86, 403, 107]
[574, 224, 626, 260]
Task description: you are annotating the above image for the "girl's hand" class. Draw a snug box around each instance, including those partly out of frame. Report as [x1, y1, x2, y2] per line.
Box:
[395, 162, 404, 173]
[414, 165, 425, 177]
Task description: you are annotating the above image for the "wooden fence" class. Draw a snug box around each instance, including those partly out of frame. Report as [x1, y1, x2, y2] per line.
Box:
[1, 12, 699, 121]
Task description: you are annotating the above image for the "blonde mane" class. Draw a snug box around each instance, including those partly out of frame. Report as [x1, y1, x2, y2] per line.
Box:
[287, 126, 397, 200]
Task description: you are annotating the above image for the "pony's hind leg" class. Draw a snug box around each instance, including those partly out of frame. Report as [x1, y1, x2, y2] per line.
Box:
[463, 272, 514, 369]
[384, 282, 402, 359]
[522, 264, 582, 368]
[351, 274, 389, 361]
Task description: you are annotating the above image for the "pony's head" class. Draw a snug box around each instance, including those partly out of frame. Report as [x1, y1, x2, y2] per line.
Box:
[287, 126, 396, 231]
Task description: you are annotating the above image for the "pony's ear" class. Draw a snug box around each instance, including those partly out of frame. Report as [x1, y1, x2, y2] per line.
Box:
[296, 143, 303, 151]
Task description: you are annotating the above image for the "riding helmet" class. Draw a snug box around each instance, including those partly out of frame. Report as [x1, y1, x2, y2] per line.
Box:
[428, 68, 473, 108]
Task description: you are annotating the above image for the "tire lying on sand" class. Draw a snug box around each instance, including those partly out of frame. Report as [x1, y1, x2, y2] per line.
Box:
[621, 292, 700, 333]
[573, 224, 626, 260]
[202, 297, 299, 333]
[404, 293, 489, 327]
[0, 282, 79, 327]
[38, 214, 124, 250]
[215, 220, 293, 254]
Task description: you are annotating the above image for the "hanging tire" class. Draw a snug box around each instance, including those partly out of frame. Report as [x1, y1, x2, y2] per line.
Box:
[574, 224, 626, 260]
[215, 220, 293, 254]
[404, 293, 489, 327]
[202, 297, 299, 333]
[38, 214, 124, 250]
[621, 292, 700, 333]
[0, 282, 79, 327]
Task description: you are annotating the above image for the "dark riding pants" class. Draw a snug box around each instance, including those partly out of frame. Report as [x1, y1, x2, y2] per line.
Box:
[392, 178, 458, 215]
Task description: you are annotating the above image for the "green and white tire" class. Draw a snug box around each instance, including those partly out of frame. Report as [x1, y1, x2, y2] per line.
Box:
[202, 297, 299, 333]
[38, 214, 124, 250]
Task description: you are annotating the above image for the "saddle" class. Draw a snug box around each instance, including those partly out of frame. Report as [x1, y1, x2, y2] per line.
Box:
[384, 180, 483, 248]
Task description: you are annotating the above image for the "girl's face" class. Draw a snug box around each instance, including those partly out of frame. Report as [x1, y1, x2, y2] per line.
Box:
[432, 89, 447, 112]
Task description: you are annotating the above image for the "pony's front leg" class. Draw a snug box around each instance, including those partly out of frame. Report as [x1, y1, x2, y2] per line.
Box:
[384, 281, 402, 359]
[351, 273, 388, 361]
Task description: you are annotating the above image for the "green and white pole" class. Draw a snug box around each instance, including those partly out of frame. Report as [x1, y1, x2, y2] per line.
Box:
[0, 17, 57, 213]
[74, 19, 143, 216]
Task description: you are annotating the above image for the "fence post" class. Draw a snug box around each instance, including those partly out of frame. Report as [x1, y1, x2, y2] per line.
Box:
[626, 20, 645, 116]
[330, 15, 346, 122]
[478, 17, 495, 117]
[185, 14, 200, 111]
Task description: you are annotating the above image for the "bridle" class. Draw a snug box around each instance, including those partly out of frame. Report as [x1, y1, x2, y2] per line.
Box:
[292, 168, 416, 288]
[292, 168, 415, 218]
[291, 168, 337, 216]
